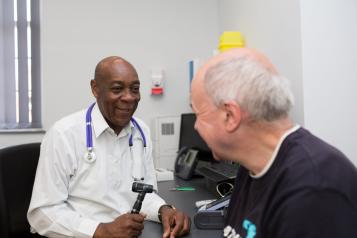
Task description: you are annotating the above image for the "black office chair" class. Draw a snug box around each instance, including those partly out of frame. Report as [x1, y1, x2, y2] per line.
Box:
[0, 143, 43, 238]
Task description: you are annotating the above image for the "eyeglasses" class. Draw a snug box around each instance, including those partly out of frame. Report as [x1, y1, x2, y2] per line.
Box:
[216, 181, 234, 197]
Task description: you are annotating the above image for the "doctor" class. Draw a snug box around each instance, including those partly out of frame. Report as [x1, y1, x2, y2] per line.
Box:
[28, 56, 190, 238]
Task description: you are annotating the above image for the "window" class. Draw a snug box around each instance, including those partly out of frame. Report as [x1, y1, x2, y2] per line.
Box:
[0, 0, 41, 130]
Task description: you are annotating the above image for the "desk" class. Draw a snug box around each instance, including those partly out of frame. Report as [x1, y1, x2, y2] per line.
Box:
[140, 177, 222, 237]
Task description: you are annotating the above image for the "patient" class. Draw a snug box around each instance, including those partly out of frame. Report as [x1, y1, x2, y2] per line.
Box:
[190, 48, 357, 238]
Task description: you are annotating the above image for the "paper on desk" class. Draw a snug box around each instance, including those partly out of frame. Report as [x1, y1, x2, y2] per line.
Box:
[155, 168, 174, 181]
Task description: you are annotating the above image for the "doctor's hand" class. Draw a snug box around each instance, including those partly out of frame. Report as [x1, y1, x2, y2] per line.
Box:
[159, 205, 191, 238]
[93, 213, 146, 238]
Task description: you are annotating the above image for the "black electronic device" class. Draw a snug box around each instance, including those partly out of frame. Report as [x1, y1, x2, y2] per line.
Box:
[174, 147, 199, 180]
[203, 194, 231, 210]
[131, 182, 154, 214]
[194, 210, 226, 229]
[197, 163, 238, 197]
[178, 113, 213, 161]
[132, 182, 153, 193]
[194, 194, 231, 229]
[196, 162, 239, 182]
[178, 113, 239, 183]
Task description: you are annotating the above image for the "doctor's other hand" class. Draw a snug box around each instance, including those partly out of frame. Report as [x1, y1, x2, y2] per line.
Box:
[160, 205, 191, 238]
[93, 213, 146, 238]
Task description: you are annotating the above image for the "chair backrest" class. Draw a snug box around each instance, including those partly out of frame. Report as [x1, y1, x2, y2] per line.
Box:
[0, 143, 41, 238]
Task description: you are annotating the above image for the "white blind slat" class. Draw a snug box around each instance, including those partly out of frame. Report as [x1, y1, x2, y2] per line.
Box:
[0, 0, 41, 130]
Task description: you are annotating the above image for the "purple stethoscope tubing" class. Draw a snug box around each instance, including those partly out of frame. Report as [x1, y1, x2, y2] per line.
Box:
[85, 102, 147, 162]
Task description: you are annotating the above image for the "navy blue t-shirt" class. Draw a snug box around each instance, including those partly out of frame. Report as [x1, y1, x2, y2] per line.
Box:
[224, 127, 357, 238]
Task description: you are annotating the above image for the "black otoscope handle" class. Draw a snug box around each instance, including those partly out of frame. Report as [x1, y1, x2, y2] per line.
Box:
[131, 191, 146, 214]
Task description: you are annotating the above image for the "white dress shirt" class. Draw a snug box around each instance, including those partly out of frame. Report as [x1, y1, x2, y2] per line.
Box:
[27, 104, 166, 238]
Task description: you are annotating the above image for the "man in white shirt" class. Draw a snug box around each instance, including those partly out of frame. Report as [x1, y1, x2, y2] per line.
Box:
[27, 56, 190, 238]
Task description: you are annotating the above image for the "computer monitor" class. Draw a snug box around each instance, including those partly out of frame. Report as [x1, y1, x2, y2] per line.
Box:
[178, 113, 213, 161]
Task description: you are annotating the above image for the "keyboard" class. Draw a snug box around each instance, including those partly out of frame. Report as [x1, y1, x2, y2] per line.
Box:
[210, 163, 238, 179]
[196, 162, 239, 182]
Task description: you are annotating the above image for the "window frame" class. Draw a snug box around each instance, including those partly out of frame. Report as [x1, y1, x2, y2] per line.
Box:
[0, 0, 42, 132]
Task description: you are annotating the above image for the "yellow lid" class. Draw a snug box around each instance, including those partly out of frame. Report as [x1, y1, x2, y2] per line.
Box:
[218, 31, 245, 52]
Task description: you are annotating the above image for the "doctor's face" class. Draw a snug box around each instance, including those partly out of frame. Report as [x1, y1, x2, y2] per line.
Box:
[91, 57, 140, 134]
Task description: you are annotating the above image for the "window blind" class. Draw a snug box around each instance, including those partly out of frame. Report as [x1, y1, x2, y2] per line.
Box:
[0, 0, 41, 130]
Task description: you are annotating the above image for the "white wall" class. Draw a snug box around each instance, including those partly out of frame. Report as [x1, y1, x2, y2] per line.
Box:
[300, 0, 357, 164]
[0, 0, 220, 147]
[3, 0, 355, 166]
[218, 0, 304, 125]
[218, 0, 357, 165]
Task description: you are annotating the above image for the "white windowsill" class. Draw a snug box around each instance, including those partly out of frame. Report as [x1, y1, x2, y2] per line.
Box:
[0, 128, 46, 134]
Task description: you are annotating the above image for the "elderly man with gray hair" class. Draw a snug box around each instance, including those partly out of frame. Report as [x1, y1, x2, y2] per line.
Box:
[190, 48, 357, 238]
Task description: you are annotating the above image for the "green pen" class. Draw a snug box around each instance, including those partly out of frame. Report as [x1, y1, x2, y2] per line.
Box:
[169, 186, 195, 191]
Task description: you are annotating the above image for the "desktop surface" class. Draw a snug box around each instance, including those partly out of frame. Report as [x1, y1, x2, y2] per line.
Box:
[140, 177, 222, 237]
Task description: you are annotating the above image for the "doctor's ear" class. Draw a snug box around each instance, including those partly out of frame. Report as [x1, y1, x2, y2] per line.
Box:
[90, 79, 99, 98]
[222, 101, 242, 132]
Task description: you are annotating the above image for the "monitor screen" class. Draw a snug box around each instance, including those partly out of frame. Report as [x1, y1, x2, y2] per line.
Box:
[178, 113, 213, 161]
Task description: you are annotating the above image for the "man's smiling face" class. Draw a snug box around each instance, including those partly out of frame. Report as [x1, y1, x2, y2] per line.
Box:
[91, 57, 140, 134]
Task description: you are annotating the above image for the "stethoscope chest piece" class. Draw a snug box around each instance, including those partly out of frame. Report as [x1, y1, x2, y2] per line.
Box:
[83, 149, 96, 163]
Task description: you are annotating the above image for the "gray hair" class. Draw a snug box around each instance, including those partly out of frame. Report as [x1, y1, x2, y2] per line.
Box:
[203, 56, 294, 122]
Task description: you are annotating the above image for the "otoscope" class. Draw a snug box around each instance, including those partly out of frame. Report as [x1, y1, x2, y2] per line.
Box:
[131, 182, 154, 214]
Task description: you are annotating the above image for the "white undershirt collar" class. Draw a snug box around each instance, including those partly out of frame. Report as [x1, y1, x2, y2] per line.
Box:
[250, 125, 300, 179]
[91, 104, 134, 138]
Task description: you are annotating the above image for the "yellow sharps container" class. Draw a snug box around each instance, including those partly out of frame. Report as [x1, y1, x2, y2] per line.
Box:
[218, 31, 245, 52]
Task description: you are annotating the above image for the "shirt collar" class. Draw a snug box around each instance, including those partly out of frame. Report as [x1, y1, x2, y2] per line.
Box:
[91, 103, 135, 138]
[250, 124, 301, 179]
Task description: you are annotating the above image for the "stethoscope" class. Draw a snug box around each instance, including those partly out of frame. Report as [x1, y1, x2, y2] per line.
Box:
[83, 102, 147, 170]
